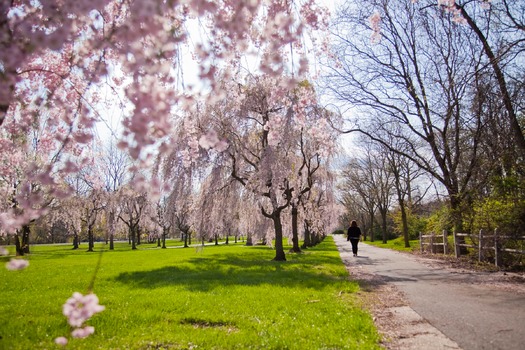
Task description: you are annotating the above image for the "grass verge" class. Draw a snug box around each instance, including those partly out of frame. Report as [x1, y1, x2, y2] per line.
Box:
[0, 237, 380, 349]
[363, 237, 419, 252]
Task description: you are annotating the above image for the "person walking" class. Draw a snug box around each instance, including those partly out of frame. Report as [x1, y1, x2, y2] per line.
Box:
[347, 220, 362, 257]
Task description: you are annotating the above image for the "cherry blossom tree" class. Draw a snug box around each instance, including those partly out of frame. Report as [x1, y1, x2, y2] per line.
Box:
[162, 74, 340, 260]
[238, 191, 271, 247]
[47, 197, 83, 249]
[118, 186, 148, 250]
[1, 0, 330, 239]
[0, 107, 77, 255]
[287, 101, 340, 252]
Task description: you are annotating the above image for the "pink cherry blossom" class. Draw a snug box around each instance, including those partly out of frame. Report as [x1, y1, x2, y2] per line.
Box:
[71, 326, 95, 339]
[369, 12, 381, 43]
[0, 247, 8, 256]
[62, 292, 105, 328]
[6, 258, 29, 271]
[215, 140, 229, 152]
[54, 337, 68, 346]
[438, 0, 455, 6]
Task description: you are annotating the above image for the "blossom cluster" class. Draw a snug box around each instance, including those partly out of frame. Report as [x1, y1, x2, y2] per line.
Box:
[308, 118, 336, 159]
[410, 0, 492, 25]
[2, 247, 30, 271]
[55, 292, 105, 345]
[369, 12, 381, 43]
[63, 292, 105, 328]
[264, 115, 286, 147]
[5, 258, 30, 271]
[293, 86, 316, 130]
[198, 130, 229, 152]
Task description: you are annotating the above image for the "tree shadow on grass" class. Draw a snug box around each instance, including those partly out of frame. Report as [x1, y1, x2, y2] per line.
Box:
[113, 252, 347, 292]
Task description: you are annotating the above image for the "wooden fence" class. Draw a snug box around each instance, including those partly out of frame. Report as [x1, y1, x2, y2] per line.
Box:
[419, 230, 449, 255]
[419, 229, 525, 267]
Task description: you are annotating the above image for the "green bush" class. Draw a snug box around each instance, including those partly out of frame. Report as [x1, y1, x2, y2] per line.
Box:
[390, 207, 429, 240]
[424, 205, 453, 234]
[471, 197, 525, 235]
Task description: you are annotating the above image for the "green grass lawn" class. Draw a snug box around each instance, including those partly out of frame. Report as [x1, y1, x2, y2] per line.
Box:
[0, 237, 381, 349]
[363, 236, 419, 252]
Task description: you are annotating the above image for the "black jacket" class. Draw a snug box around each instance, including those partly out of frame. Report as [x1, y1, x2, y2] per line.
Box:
[347, 226, 361, 240]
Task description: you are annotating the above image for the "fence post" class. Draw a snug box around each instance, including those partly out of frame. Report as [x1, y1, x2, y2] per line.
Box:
[443, 230, 448, 255]
[479, 229, 483, 262]
[419, 232, 423, 253]
[494, 228, 501, 267]
[430, 233, 435, 254]
[453, 230, 460, 258]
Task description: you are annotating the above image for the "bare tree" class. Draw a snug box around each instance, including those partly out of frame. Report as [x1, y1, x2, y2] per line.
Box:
[103, 142, 131, 193]
[453, 0, 525, 153]
[327, 0, 486, 236]
[339, 156, 378, 241]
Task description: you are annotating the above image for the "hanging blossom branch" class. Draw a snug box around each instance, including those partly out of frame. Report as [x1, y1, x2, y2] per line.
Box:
[55, 249, 106, 346]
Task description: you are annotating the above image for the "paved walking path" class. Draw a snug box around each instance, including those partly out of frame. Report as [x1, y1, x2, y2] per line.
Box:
[333, 234, 525, 350]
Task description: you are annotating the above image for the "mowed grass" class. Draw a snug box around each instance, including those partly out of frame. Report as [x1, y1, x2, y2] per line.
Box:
[0, 237, 381, 350]
[363, 237, 419, 252]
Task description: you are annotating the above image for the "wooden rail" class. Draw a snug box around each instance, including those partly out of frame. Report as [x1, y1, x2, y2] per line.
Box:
[454, 229, 525, 267]
[419, 230, 448, 255]
[419, 229, 525, 267]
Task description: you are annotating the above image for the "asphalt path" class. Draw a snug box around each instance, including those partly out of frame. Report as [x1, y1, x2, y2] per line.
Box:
[333, 234, 525, 350]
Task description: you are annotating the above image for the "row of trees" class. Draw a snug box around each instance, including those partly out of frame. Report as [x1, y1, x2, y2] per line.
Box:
[0, 0, 327, 258]
[331, 0, 525, 248]
[0, 0, 336, 262]
[156, 76, 342, 260]
[2, 75, 341, 261]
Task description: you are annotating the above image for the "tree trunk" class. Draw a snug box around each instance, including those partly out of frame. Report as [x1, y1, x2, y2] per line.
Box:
[214, 234, 219, 245]
[458, 5, 525, 155]
[301, 221, 311, 249]
[136, 226, 141, 245]
[450, 194, 467, 254]
[272, 213, 286, 261]
[400, 201, 410, 248]
[21, 225, 30, 254]
[15, 233, 23, 256]
[131, 226, 137, 250]
[290, 205, 301, 253]
[311, 231, 321, 246]
[162, 228, 167, 249]
[369, 210, 375, 242]
[246, 232, 253, 246]
[109, 233, 114, 250]
[73, 233, 79, 250]
[87, 224, 94, 252]
[183, 231, 189, 248]
[381, 210, 388, 244]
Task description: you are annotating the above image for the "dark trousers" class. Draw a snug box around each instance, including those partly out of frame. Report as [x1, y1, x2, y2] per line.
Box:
[348, 238, 359, 255]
